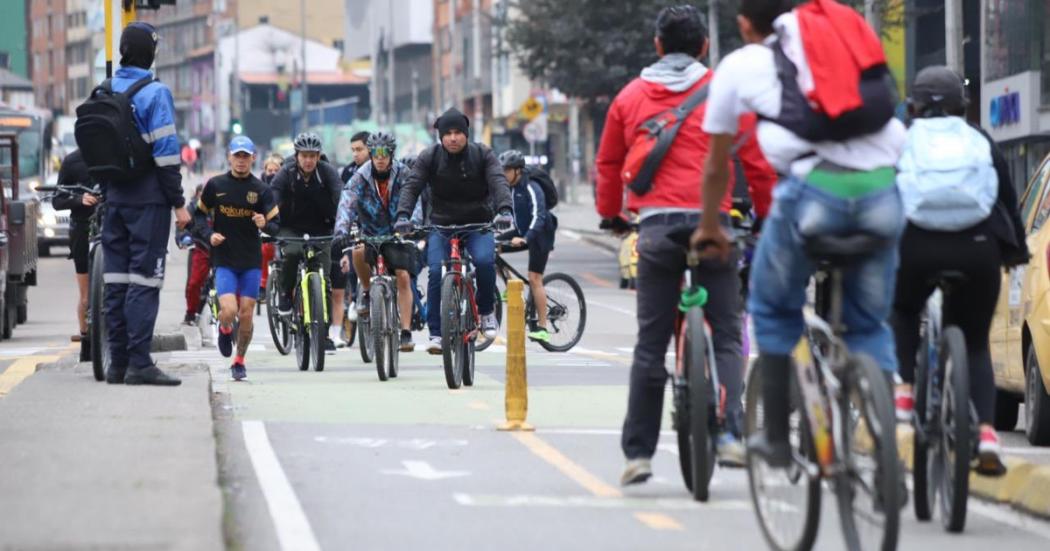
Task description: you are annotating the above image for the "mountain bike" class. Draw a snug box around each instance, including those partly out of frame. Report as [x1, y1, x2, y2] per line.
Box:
[274, 234, 334, 372]
[912, 273, 975, 532]
[263, 245, 292, 355]
[746, 233, 900, 551]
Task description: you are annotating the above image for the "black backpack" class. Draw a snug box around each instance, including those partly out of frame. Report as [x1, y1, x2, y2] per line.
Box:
[525, 167, 559, 210]
[74, 76, 156, 184]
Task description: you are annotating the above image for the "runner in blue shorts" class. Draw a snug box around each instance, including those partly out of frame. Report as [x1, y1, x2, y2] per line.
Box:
[194, 136, 279, 380]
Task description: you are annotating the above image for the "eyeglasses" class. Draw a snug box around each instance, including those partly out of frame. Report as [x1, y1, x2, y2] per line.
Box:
[370, 146, 393, 159]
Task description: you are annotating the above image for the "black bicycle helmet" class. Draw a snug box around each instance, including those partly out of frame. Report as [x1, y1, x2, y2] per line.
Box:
[499, 149, 526, 169]
[367, 131, 397, 156]
[909, 66, 968, 117]
[293, 132, 323, 153]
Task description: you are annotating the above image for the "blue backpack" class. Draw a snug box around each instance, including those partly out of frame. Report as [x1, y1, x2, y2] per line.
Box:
[897, 117, 998, 231]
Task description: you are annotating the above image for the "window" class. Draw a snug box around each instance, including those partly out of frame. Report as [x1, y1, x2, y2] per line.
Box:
[0, 52, 8, 70]
[1023, 157, 1050, 230]
[985, 0, 1044, 81]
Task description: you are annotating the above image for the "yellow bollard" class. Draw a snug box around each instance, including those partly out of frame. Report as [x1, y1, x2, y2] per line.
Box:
[498, 279, 534, 431]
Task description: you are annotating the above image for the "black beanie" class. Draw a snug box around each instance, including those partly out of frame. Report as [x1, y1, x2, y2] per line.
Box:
[434, 108, 470, 137]
[120, 22, 159, 69]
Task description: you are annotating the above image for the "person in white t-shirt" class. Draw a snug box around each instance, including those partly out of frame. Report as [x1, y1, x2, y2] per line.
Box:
[692, 0, 906, 466]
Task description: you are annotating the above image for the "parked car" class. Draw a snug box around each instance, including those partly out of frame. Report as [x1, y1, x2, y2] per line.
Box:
[35, 174, 67, 257]
[0, 134, 39, 336]
[991, 153, 1050, 445]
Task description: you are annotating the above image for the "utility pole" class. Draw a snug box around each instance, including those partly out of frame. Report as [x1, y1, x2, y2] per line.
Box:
[104, 0, 136, 79]
[945, 0, 964, 74]
[388, 2, 396, 125]
[411, 69, 419, 132]
[707, 0, 720, 66]
[864, 0, 879, 31]
[472, 0, 484, 138]
[300, 0, 309, 132]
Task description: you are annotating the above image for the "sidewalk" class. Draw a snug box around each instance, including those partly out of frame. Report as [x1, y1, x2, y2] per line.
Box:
[0, 176, 225, 550]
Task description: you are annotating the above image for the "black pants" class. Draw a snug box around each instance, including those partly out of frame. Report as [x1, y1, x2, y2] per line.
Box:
[621, 213, 744, 460]
[892, 223, 1001, 424]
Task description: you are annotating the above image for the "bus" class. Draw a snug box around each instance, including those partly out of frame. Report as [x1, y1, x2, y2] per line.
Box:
[0, 105, 53, 198]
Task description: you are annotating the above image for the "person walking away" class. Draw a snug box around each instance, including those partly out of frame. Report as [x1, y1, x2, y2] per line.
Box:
[52, 149, 99, 361]
[177, 184, 211, 325]
[194, 136, 279, 380]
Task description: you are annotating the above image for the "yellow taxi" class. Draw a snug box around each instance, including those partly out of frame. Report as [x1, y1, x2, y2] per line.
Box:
[991, 154, 1050, 445]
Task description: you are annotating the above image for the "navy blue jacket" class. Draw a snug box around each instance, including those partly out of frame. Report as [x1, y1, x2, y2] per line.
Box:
[106, 65, 184, 208]
[502, 177, 555, 253]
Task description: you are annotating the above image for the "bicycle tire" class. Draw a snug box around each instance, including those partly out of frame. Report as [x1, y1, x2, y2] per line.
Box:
[294, 285, 310, 371]
[475, 288, 500, 353]
[837, 354, 900, 551]
[745, 364, 821, 551]
[358, 301, 374, 364]
[308, 274, 326, 372]
[688, 307, 714, 501]
[441, 273, 464, 389]
[939, 326, 971, 533]
[89, 245, 107, 382]
[913, 321, 934, 522]
[388, 289, 399, 379]
[528, 273, 586, 353]
[372, 283, 388, 381]
[266, 272, 291, 355]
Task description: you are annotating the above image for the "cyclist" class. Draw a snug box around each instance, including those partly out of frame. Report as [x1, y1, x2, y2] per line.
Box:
[259, 153, 284, 302]
[394, 108, 513, 353]
[335, 132, 420, 352]
[496, 149, 558, 343]
[595, 5, 776, 484]
[693, 0, 907, 467]
[194, 136, 279, 380]
[178, 184, 212, 325]
[52, 149, 99, 355]
[891, 66, 1028, 476]
[341, 131, 372, 184]
[270, 132, 343, 349]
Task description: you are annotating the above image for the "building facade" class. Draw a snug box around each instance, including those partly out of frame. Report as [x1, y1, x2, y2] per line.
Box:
[64, 0, 98, 114]
[29, 0, 68, 114]
[239, 0, 346, 51]
[0, 1, 30, 79]
[432, 0, 494, 138]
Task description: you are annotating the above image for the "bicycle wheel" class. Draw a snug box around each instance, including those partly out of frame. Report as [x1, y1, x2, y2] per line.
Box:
[358, 300, 374, 364]
[475, 287, 500, 353]
[745, 361, 821, 551]
[387, 289, 400, 379]
[293, 286, 310, 372]
[341, 308, 357, 347]
[462, 318, 476, 387]
[912, 319, 934, 522]
[686, 307, 715, 501]
[372, 283, 388, 381]
[266, 272, 291, 355]
[938, 326, 971, 533]
[307, 273, 326, 372]
[528, 273, 586, 352]
[88, 245, 107, 382]
[837, 354, 900, 551]
[441, 273, 464, 389]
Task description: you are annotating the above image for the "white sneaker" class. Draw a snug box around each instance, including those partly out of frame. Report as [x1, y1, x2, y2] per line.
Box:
[481, 313, 498, 340]
[427, 336, 442, 355]
[347, 302, 358, 322]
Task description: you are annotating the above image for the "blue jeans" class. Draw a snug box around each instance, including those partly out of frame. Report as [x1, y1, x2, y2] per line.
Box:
[749, 175, 904, 373]
[426, 230, 496, 337]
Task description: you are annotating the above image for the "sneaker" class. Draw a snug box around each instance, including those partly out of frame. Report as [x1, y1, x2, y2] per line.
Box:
[481, 313, 499, 340]
[528, 327, 550, 343]
[325, 337, 337, 355]
[427, 336, 442, 355]
[747, 431, 791, 469]
[182, 312, 196, 326]
[976, 426, 1008, 477]
[895, 388, 914, 423]
[217, 326, 234, 358]
[620, 458, 653, 486]
[716, 432, 746, 468]
[124, 365, 182, 386]
[231, 362, 247, 381]
[357, 292, 370, 318]
[71, 333, 84, 342]
[400, 330, 415, 352]
[278, 292, 293, 316]
[105, 365, 127, 385]
[348, 302, 359, 322]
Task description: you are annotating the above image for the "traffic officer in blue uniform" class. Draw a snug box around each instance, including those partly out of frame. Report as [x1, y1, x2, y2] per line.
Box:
[103, 22, 191, 386]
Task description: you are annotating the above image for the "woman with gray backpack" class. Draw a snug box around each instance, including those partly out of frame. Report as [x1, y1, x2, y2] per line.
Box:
[891, 66, 1029, 476]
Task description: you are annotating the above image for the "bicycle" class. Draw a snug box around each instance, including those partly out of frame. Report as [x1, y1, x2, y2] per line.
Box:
[912, 273, 975, 533]
[262, 241, 292, 355]
[422, 223, 493, 389]
[39, 183, 108, 382]
[492, 242, 586, 353]
[745, 233, 900, 551]
[273, 234, 334, 373]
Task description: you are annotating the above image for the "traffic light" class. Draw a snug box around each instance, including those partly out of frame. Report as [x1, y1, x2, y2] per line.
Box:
[231, 119, 243, 135]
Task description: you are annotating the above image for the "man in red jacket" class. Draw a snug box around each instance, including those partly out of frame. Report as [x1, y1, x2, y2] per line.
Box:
[595, 5, 775, 485]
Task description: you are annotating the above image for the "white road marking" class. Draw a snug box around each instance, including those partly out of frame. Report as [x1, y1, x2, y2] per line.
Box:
[0, 347, 42, 357]
[382, 460, 470, 481]
[241, 421, 321, 551]
[314, 436, 469, 450]
[1002, 446, 1050, 455]
[585, 299, 636, 317]
[559, 229, 582, 241]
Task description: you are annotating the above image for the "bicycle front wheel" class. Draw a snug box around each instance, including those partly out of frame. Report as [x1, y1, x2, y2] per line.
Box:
[745, 363, 821, 551]
[88, 245, 108, 382]
[686, 307, 714, 501]
[441, 274, 464, 389]
[913, 319, 934, 522]
[372, 283, 388, 381]
[475, 287, 500, 353]
[294, 286, 310, 371]
[529, 273, 586, 352]
[307, 273, 326, 372]
[938, 326, 971, 533]
[837, 354, 900, 551]
[266, 273, 291, 355]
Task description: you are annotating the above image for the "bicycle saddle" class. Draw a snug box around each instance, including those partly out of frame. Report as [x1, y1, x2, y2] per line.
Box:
[803, 233, 889, 266]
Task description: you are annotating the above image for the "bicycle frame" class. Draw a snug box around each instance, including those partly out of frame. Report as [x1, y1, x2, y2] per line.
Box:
[299, 246, 329, 325]
[446, 235, 481, 342]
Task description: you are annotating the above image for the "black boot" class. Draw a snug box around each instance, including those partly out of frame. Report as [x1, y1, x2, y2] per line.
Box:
[124, 365, 182, 386]
[105, 365, 127, 385]
[748, 354, 793, 468]
[79, 339, 91, 363]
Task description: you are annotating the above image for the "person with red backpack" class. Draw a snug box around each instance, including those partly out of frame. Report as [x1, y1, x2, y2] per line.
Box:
[595, 5, 776, 485]
[693, 0, 907, 467]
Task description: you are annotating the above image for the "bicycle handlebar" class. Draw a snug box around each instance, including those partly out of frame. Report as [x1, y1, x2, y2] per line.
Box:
[419, 222, 495, 233]
[35, 183, 103, 197]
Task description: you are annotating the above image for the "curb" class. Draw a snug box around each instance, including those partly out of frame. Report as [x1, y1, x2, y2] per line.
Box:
[897, 425, 1050, 519]
[150, 331, 188, 353]
[562, 227, 620, 254]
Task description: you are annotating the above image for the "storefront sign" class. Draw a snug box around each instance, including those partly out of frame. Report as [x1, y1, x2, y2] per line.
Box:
[990, 90, 1021, 128]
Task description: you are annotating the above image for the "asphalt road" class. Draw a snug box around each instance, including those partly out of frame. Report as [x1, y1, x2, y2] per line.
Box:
[164, 232, 1050, 550]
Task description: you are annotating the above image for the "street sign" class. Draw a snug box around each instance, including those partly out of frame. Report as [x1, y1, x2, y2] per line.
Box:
[520, 97, 543, 122]
[523, 113, 548, 144]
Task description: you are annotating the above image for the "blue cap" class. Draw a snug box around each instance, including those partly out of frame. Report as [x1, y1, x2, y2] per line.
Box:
[228, 135, 255, 155]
